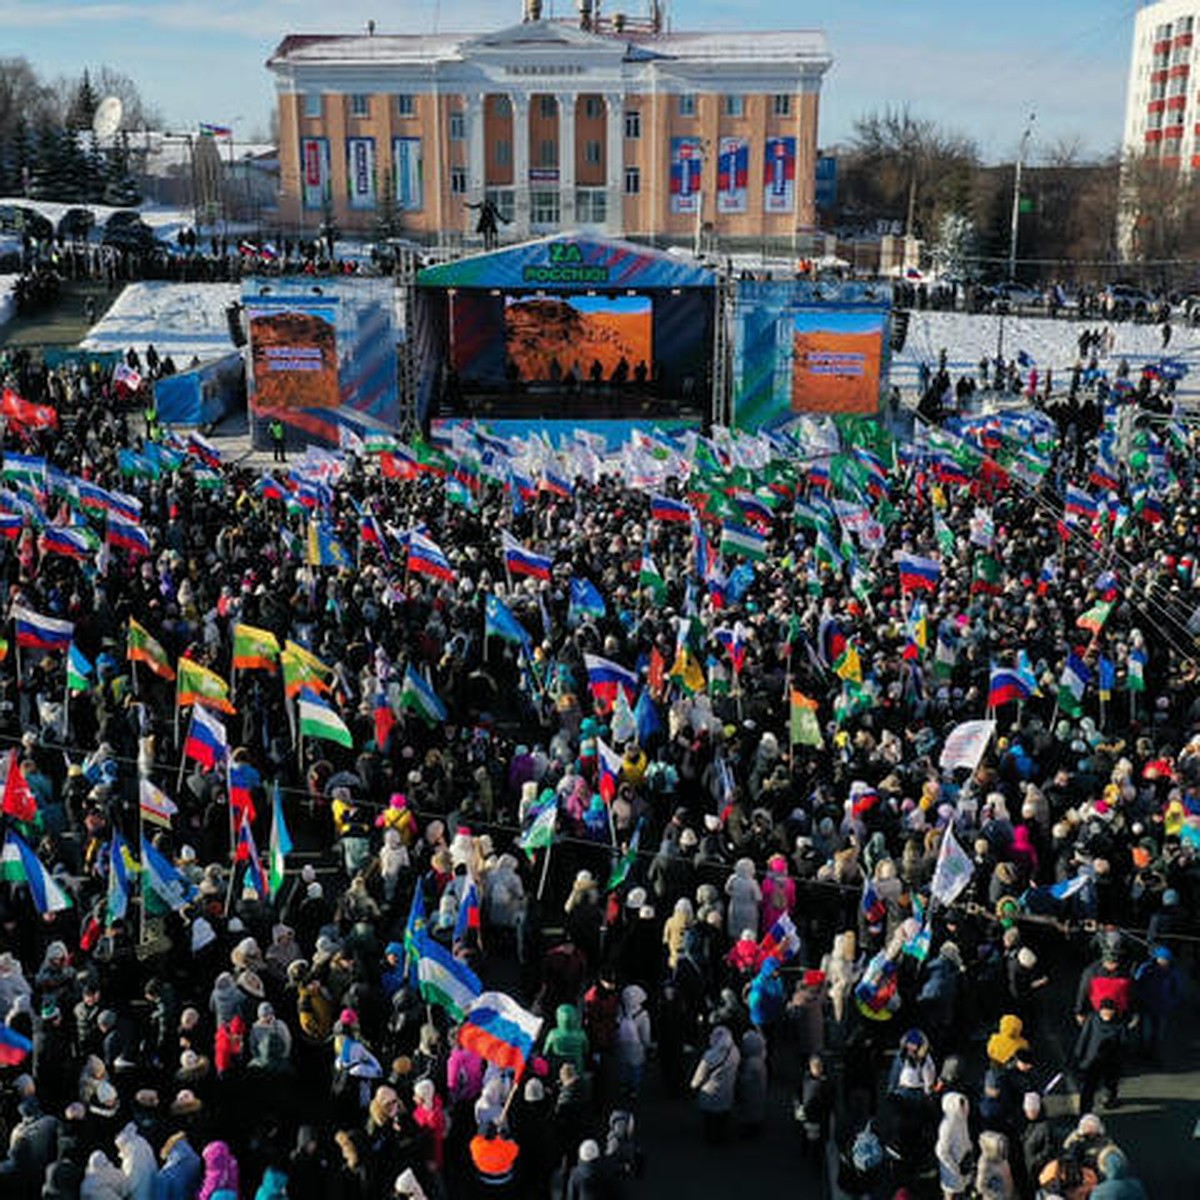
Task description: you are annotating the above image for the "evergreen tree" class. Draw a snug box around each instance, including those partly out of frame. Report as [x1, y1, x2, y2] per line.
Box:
[66, 69, 99, 131]
[102, 130, 141, 206]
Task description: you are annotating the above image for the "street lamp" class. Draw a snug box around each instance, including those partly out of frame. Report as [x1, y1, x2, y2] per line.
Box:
[1008, 112, 1035, 282]
[160, 131, 198, 228]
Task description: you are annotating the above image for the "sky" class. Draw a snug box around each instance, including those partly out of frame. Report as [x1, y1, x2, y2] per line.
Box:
[0, 0, 1138, 161]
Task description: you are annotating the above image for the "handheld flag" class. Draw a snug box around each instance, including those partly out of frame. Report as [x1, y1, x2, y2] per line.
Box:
[268, 782, 293, 899]
[518, 798, 557, 860]
[583, 653, 638, 709]
[568, 577, 606, 622]
[177, 658, 234, 713]
[67, 643, 93, 693]
[235, 812, 267, 899]
[398, 664, 448, 726]
[106, 831, 131, 925]
[11, 605, 73, 652]
[502, 530, 553, 581]
[454, 881, 481, 943]
[484, 594, 531, 648]
[417, 932, 482, 1021]
[183, 704, 228, 769]
[2, 829, 72, 913]
[930, 825, 974, 907]
[140, 837, 197, 912]
[0, 750, 36, 823]
[138, 778, 178, 828]
[128, 618, 176, 681]
[458, 991, 543, 1074]
[232, 624, 281, 672]
[297, 691, 354, 747]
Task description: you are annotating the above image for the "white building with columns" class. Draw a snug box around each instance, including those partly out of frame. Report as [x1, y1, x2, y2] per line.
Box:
[268, 13, 831, 245]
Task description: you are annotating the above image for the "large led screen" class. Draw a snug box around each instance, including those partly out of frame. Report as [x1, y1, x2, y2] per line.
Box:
[790, 309, 885, 415]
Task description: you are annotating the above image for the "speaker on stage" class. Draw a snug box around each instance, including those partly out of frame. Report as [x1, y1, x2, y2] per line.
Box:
[225, 302, 247, 348]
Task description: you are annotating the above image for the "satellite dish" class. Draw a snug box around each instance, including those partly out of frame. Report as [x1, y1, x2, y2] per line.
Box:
[92, 96, 123, 139]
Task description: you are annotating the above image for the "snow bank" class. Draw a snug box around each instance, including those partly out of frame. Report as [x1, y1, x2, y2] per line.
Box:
[79, 281, 241, 360]
[0, 275, 17, 329]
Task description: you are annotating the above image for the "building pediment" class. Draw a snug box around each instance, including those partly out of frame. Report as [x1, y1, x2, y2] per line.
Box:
[462, 19, 630, 62]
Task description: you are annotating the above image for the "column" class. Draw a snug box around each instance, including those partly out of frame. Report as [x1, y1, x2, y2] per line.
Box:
[559, 94, 577, 228]
[467, 92, 486, 200]
[512, 94, 531, 237]
[605, 92, 624, 236]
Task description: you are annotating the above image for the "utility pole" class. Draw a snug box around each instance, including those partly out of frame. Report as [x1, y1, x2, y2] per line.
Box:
[1008, 112, 1035, 282]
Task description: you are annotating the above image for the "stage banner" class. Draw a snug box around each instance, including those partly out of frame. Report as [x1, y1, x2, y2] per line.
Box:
[393, 137, 424, 211]
[670, 137, 703, 215]
[300, 137, 331, 211]
[717, 137, 749, 214]
[790, 309, 885, 416]
[764, 136, 796, 214]
[245, 296, 340, 413]
[347, 138, 375, 210]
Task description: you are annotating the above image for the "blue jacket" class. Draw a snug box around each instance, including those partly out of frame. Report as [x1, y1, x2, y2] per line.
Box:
[155, 1137, 202, 1200]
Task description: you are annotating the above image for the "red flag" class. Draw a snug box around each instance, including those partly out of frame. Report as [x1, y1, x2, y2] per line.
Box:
[648, 648, 666, 699]
[0, 750, 37, 823]
[0, 388, 57, 432]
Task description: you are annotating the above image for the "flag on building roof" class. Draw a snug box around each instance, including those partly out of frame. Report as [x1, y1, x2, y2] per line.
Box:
[407, 530, 456, 581]
[457, 991, 544, 1074]
[183, 704, 227, 769]
[128, 618, 175, 680]
[2, 829, 72, 913]
[502, 530, 553, 581]
[11, 605, 73, 652]
[399, 664, 448, 726]
[232, 624, 281, 672]
[139, 778, 178, 828]
[297, 691, 354, 747]
[417, 931, 482, 1021]
[177, 658, 234, 713]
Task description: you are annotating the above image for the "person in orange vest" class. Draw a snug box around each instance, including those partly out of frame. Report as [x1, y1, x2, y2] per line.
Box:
[469, 1120, 520, 1193]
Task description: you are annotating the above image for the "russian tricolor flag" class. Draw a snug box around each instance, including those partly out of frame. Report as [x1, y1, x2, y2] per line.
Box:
[987, 667, 1032, 709]
[502, 531, 553, 582]
[895, 551, 941, 593]
[597, 737, 623, 804]
[1064, 484, 1098, 521]
[454, 880, 481, 942]
[183, 704, 227, 769]
[540, 468, 574, 498]
[11, 605, 73, 651]
[583, 653, 638, 709]
[107, 514, 151, 558]
[758, 912, 801, 965]
[457, 991, 543, 1074]
[407, 531, 456, 582]
[40, 526, 92, 560]
[235, 812, 267, 898]
[651, 494, 692, 523]
[229, 762, 259, 824]
[0, 514, 22, 540]
[0, 1023, 32, 1066]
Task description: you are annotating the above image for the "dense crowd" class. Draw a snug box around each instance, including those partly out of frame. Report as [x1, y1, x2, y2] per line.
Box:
[0, 342, 1190, 1200]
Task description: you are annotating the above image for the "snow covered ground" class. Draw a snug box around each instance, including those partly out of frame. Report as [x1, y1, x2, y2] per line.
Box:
[0, 276, 16, 329]
[892, 310, 1200, 398]
[79, 281, 241, 360]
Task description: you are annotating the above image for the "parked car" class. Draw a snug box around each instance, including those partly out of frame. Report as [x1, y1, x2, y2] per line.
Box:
[1101, 283, 1156, 321]
[988, 282, 1043, 313]
[101, 221, 159, 252]
[0, 205, 54, 242]
[103, 209, 145, 232]
[57, 208, 95, 241]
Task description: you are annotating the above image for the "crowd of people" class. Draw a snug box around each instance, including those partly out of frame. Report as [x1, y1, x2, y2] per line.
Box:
[0, 336, 1190, 1200]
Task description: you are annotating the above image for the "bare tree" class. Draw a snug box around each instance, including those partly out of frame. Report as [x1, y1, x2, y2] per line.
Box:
[1120, 150, 1200, 285]
[0, 57, 58, 136]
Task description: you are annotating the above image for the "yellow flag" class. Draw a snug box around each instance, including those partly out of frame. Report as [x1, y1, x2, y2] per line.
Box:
[176, 658, 235, 713]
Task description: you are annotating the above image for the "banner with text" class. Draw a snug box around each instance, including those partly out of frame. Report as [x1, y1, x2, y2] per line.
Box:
[393, 137, 424, 211]
[300, 137, 331, 211]
[246, 296, 340, 413]
[347, 138, 375, 210]
[717, 137, 749, 214]
[669, 137, 703, 215]
[763, 137, 796, 214]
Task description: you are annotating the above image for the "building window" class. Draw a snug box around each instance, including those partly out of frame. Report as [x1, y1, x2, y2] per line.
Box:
[485, 188, 515, 224]
[449, 111, 466, 141]
[584, 139, 602, 165]
[450, 167, 467, 194]
[624, 166, 640, 194]
[624, 110, 641, 139]
[350, 93, 370, 117]
[584, 96, 603, 119]
[496, 140, 512, 167]
[678, 93, 696, 117]
[539, 95, 558, 118]
[396, 94, 415, 117]
[494, 95, 512, 119]
[576, 188, 607, 224]
[773, 94, 791, 117]
[539, 138, 558, 167]
[531, 189, 560, 226]
[724, 94, 745, 117]
[303, 93, 322, 119]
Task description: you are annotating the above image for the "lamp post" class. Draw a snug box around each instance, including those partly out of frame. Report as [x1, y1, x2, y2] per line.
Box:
[1008, 112, 1035, 282]
[161, 132, 198, 229]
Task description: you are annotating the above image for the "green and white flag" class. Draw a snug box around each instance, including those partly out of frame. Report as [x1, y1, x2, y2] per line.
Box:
[930, 825, 974, 906]
[639, 547, 667, 601]
[416, 932, 482, 1020]
[719, 522, 767, 562]
[67, 643, 93, 693]
[297, 693, 354, 747]
[518, 800, 557, 860]
[398, 664, 448, 726]
[1057, 653, 1090, 719]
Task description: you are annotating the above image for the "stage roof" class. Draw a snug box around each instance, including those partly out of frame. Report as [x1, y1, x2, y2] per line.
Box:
[417, 234, 716, 292]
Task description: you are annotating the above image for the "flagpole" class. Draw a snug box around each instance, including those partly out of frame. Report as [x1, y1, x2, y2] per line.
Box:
[224, 744, 237, 918]
[536, 842, 553, 902]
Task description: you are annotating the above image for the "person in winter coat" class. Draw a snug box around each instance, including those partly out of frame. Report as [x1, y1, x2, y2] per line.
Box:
[198, 1140, 239, 1200]
[759, 854, 796, 934]
[544, 1004, 589, 1079]
[412, 1077, 449, 1174]
[917, 941, 963, 1048]
[725, 859, 761, 940]
[735, 1029, 768, 1135]
[935, 1091, 972, 1199]
[1133, 945, 1182, 1061]
[974, 1130, 1015, 1200]
[80, 1149, 127, 1200]
[157, 1133, 204, 1200]
[484, 854, 525, 932]
[821, 930, 862, 1027]
[1019, 1092, 1055, 1192]
[614, 984, 653, 1101]
[1074, 997, 1130, 1114]
[690, 1024, 740, 1143]
[254, 1165, 289, 1200]
[564, 1139, 613, 1200]
[1091, 1145, 1149, 1200]
[115, 1120, 158, 1200]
